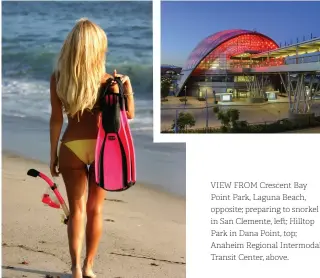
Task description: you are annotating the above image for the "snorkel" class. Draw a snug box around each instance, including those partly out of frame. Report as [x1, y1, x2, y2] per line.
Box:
[27, 168, 69, 225]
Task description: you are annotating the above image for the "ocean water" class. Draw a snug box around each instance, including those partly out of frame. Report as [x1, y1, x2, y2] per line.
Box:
[2, 1, 186, 197]
[2, 1, 153, 131]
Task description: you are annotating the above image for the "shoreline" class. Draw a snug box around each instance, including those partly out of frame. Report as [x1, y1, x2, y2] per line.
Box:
[3, 114, 186, 197]
[2, 150, 185, 200]
[2, 152, 186, 277]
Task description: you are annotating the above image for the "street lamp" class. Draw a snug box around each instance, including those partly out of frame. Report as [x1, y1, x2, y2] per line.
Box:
[213, 89, 217, 104]
[206, 89, 209, 132]
[197, 84, 200, 99]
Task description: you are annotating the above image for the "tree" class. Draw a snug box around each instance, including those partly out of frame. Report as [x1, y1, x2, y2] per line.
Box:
[213, 107, 241, 132]
[171, 112, 196, 131]
[217, 111, 231, 129]
[161, 77, 172, 101]
[227, 109, 240, 128]
[213, 106, 220, 114]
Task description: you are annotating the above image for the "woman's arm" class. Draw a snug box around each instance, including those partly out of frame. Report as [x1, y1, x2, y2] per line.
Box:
[112, 70, 135, 119]
[49, 74, 63, 175]
[125, 93, 135, 119]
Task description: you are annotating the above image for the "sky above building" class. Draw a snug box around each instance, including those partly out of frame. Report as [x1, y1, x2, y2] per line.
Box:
[161, 1, 320, 67]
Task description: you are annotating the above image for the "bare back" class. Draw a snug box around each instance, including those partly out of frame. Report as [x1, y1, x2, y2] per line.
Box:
[51, 72, 114, 143]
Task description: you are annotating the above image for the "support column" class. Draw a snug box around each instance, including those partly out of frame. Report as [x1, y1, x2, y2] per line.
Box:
[288, 73, 316, 114]
[287, 72, 316, 124]
[279, 73, 292, 109]
[245, 74, 270, 103]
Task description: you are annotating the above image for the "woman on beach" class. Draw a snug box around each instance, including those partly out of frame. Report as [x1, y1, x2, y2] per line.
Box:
[49, 18, 135, 278]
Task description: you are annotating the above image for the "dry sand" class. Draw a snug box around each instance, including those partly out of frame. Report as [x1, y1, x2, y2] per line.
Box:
[2, 152, 186, 278]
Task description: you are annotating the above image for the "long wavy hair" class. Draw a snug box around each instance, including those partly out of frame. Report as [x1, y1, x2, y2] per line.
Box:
[55, 18, 107, 117]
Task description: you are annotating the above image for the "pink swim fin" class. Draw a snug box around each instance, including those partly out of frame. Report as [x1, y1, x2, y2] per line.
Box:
[95, 77, 136, 191]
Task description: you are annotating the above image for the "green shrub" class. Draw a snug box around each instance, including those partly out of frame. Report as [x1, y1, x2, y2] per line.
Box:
[161, 78, 171, 100]
[213, 106, 220, 114]
[228, 109, 240, 123]
[217, 111, 230, 127]
[213, 107, 241, 131]
[162, 109, 320, 133]
[248, 124, 265, 133]
[171, 112, 196, 131]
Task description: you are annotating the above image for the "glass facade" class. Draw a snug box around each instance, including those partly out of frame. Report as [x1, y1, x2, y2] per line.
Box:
[177, 29, 282, 95]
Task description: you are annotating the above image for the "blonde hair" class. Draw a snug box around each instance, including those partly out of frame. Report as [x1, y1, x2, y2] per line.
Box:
[55, 18, 107, 117]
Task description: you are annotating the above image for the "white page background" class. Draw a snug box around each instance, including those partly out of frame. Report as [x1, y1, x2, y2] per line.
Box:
[186, 134, 320, 278]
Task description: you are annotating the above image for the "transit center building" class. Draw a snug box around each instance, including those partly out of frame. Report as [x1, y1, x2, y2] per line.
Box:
[176, 29, 284, 100]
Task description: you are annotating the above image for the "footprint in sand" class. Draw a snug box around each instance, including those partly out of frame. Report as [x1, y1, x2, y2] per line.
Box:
[105, 198, 126, 203]
[5, 266, 15, 269]
[150, 263, 159, 266]
[105, 219, 115, 222]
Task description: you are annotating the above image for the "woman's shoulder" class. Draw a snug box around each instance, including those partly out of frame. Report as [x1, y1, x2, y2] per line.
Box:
[50, 71, 60, 87]
[50, 72, 56, 82]
[50, 72, 58, 93]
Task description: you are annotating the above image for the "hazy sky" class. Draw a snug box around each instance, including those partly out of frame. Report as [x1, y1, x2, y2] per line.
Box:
[161, 1, 320, 67]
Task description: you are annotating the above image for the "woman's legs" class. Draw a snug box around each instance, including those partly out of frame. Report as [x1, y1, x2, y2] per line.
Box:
[83, 164, 106, 276]
[59, 143, 88, 278]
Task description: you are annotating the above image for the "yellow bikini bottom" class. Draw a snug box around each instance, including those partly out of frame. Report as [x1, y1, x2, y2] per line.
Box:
[61, 139, 97, 165]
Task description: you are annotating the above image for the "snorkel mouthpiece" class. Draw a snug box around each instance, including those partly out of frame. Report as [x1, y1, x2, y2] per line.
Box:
[27, 168, 40, 177]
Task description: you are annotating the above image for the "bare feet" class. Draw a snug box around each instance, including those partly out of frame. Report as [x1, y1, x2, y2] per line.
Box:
[82, 269, 97, 278]
[71, 266, 82, 278]
[82, 261, 97, 278]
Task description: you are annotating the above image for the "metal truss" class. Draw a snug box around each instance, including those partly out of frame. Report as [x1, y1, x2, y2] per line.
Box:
[279, 72, 319, 114]
[242, 74, 271, 98]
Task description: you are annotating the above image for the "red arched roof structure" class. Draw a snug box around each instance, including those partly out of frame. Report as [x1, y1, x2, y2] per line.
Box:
[176, 29, 279, 95]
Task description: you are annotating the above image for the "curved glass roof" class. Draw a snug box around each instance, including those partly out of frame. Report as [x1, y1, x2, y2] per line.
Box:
[176, 29, 279, 95]
[184, 29, 252, 70]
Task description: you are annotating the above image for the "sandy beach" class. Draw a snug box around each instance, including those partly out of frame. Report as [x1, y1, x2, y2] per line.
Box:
[2, 152, 186, 278]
